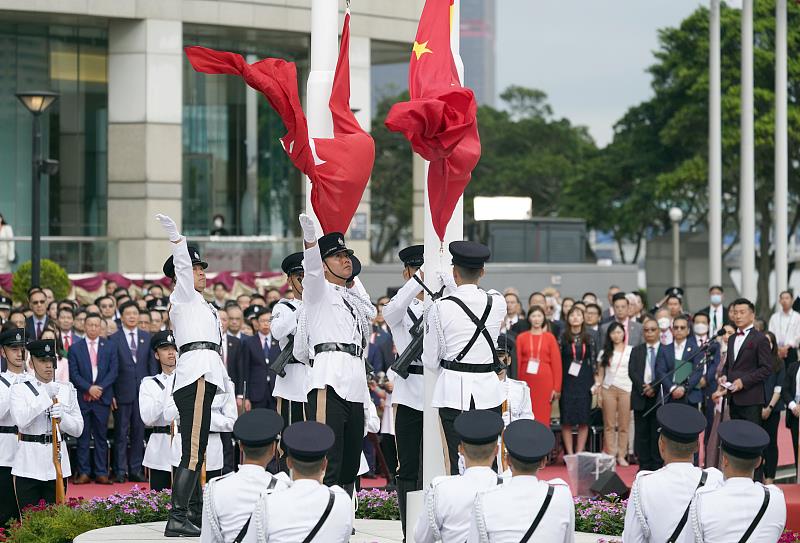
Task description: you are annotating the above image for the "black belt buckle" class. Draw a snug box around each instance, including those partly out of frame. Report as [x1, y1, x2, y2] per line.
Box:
[407, 365, 424, 375]
[151, 426, 171, 434]
[180, 341, 222, 356]
[0, 426, 17, 434]
[20, 433, 53, 444]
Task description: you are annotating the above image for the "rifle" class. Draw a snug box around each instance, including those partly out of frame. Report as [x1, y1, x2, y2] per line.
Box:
[51, 398, 65, 505]
[269, 336, 295, 378]
[390, 278, 444, 379]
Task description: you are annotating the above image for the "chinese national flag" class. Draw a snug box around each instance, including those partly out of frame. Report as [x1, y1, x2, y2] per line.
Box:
[384, 0, 480, 241]
[185, 12, 374, 235]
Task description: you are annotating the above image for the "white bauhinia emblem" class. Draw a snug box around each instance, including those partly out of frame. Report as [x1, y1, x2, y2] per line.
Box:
[45, 344, 51, 353]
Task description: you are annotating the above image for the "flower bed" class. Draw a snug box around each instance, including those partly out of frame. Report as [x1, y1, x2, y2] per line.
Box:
[356, 488, 401, 520]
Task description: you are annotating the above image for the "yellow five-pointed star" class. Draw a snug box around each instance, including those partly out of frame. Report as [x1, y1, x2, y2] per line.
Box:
[412, 40, 433, 60]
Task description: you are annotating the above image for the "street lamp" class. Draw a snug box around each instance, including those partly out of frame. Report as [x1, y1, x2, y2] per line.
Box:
[16, 90, 59, 289]
[669, 207, 684, 287]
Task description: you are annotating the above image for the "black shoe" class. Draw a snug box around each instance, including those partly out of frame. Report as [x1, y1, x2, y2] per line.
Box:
[187, 472, 203, 528]
[114, 473, 127, 484]
[164, 468, 201, 537]
[128, 472, 146, 483]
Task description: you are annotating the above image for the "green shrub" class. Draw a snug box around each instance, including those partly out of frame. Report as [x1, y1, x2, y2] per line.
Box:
[12, 259, 71, 302]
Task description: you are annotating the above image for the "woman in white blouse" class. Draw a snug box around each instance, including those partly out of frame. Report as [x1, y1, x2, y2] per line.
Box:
[0, 214, 14, 274]
[596, 321, 633, 466]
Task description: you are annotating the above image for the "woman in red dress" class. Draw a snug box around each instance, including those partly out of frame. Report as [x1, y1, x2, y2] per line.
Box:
[516, 305, 562, 423]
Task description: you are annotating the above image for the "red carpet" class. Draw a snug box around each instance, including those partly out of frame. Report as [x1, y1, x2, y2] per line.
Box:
[67, 481, 148, 500]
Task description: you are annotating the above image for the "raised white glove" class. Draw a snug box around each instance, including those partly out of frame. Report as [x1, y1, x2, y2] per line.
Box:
[437, 270, 457, 292]
[49, 401, 64, 419]
[45, 382, 60, 399]
[299, 213, 317, 243]
[155, 214, 181, 242]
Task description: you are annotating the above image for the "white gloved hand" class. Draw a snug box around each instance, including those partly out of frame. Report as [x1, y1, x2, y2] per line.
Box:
[437, 270, 457, 292]
[45, 382, 60, 399]
[299, 214, 317, 244]
[49, 401, 64, 419]
[164, 394, 179, 422]
[155, 214, 181, 242]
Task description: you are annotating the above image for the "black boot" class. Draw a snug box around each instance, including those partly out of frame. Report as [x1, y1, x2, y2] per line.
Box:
[164, 468, 201, 537]
[187, 473, 203, 528]
[397, 478, 416, 538]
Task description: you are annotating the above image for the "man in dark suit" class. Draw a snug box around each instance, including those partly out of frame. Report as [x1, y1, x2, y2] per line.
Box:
[698, 285, 730, 337]
[723, 298, 772, 425]
[68, 313, 119, 484]
[781, 358, 800, 465]
[655, 315, 703, 408]
[110, 301, 153, 482]
[600, 292, 643, 346]
[219, 310, 243, 474]
[628, 317, 663, 471]
[243, 306, 279, 410]
[25, 289, 49, 340]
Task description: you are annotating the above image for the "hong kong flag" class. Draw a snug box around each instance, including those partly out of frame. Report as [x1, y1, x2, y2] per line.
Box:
[185, 11, 374, 235]
[384, 0, 480, 241]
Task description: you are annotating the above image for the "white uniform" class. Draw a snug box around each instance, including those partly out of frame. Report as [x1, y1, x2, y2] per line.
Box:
[271, 298, 308, 403]
[691, 477, 786, 543]
[501, 378, 534, 425]
[169, 238, 227, 393]
[297, 242, 374, 402]
[0, 371, 31, 467]
[244, 479, 353, 543]
[468, 476, 575, 543]
[139, 372, 178, 472]
[201, 466, 290, 543]
[358, 399, 381, 476]
[414, 466, 503, 543]
[622, 463, 723, 543]
[384, 277, 425, 410]
[10, 379, 83, 480]
[423, 284, 506, 409]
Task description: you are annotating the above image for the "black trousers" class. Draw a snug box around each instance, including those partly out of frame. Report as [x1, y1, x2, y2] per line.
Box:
[761, 408, 781, 479]
[14, 476, 67, 512]
[206, 469, 222, 482]
[439, 400, 502, 475]
[220, 432, 235, 474]
[149, 468, 172, 492]
[0, 466, 17, 526]
[174, 377, 217, 471]
[787, 412, 799, 466]
[395, 405, 423, 482]
[633, 408, 662, 471]
[729, 401, 762, 425]
[379, 433, 397, 482]
[305, 386, 364, 487]
[277, 397, 306, 472]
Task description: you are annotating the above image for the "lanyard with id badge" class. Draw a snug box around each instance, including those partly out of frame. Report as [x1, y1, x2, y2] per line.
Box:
[568, 340, 585, 377]
[527, 334, 543, 375]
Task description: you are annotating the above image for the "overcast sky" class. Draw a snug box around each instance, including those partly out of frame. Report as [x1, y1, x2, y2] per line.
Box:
[496, 0, 709, 147]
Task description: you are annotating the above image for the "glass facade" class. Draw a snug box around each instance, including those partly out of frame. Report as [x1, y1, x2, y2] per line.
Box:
[182, 25, 309, 237]
[0, 20, 108, 268]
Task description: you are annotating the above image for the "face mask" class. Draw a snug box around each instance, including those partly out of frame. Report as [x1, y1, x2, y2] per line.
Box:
[657, 317, 671, 331]
[693, 323, 709, 336]
[213, 218, 223, 228]
[710, 294, 722, 306]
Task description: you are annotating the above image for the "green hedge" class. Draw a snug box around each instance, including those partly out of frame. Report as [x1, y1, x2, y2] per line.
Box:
[11, 259, 71, 302]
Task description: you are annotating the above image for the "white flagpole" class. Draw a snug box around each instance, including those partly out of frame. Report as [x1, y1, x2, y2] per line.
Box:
[774, 0, 788, 295]
[708, 0, 722, 287]
[739, 0, 756, 301]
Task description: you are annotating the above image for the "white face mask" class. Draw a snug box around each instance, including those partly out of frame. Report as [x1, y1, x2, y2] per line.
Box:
[693, 323, 709, 336]
[710, 294, 723, 306]
[213, 218, 223, 228]
[657, 317, 671, 331]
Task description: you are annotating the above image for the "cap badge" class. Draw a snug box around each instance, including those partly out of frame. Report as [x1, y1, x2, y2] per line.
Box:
[15, 333, 21, 341]
[337, 237, 344, 246]
[45, 344, 51, 353]
[168, 335, 174, 343]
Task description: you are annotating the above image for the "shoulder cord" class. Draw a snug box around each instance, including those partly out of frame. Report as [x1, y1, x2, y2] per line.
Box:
[426, 483, 442, 542]
[204, 480, 224, 542]
[632, 477, 651, 539]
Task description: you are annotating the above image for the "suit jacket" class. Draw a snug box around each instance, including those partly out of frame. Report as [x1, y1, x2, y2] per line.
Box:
[781, 360, 799, 421]
[25, 315, 50, 340]
[368, 326, 394, 373]
[600, 319, 643, 347]
[655, 336, 704, 404]
[110, 328, 153, 404]
[726, 328, 773, 407]
[629, 343, 661, 412]
[223, 334, 244, 396]
[698, 305, 730, 332]
[695, 338, 721, 400]
[68, 336, 119, 407]
[243, 334, 279, 406]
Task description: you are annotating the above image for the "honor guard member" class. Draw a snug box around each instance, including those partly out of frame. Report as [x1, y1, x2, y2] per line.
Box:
[245, 421, 353, 543]
[270, 253, 307, 430]
[206, 376, 238, 480]
[201, 409, 289, 543]
[296, 214, 376, 491]
[156, 213, 228, 537]
[0, 328, 30, 524]
[10, 339, 83, 511]
[139, 330, 179, 492]
[469, 419, 575, 543]
[382, 244, 425, 535]
[414, 410, 505, 543]
[691, 420, 786, 542]
[495, 335, 534, 474]
[423, 241, 506, 475]
[622, 403, 723, 543]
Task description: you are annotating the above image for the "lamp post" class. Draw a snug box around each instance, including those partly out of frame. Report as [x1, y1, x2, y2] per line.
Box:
[669, 207, 684, 287]
[16, 91, 59, 289]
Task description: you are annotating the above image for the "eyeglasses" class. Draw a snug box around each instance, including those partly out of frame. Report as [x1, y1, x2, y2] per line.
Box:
[643, 327, 658, 332]
[673, 325, 688, 330]
[100, 304, 113, 309]
[31, 300, 46, 305]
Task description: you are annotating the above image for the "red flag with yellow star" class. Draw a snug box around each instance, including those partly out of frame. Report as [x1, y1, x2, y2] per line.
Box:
[384, 0, 480, 241]
[185, 12, 374, 234]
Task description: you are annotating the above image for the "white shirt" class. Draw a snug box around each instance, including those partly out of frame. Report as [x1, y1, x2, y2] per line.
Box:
[122, 326, 139, 360]
[733, 326, 753, 360]
[644, 343, 660, 384]
[469, 475, 574, 543]
[423, 285, 506, 409]
[10, 379, 83, 480]
[602, 346, 633, 392]
[201, 465, 290, 543]
[383, 276, 425, 411]
[622, 463, 723, 543]
[709, 305, 725, 337]
[271, 298, 308, 403]
[299, 244, 371, 402]
[769, 309, 800, 348]
[673, 340, 687, 362]
[169, 237, 228, 392]
[244, 479, 353, 543]
[0, 370, 31, 467]
[415, 466, 502, 543]
[691, 477, 786, 543]
[138, 372, 177, 472]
